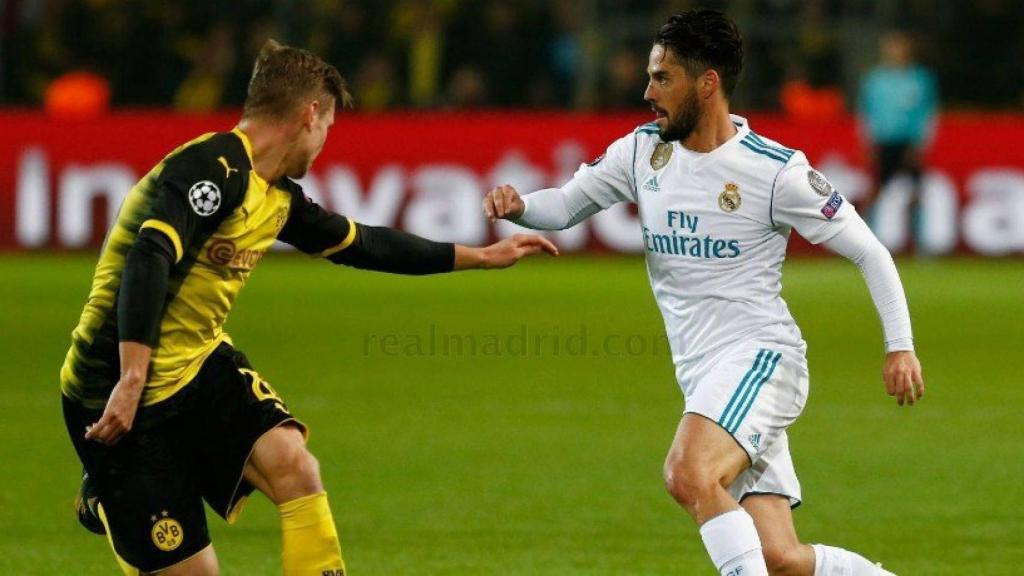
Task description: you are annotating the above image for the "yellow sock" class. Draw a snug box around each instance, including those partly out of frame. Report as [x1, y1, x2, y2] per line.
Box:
[279, 491, 346, 576]
[96, 503, 140, 576]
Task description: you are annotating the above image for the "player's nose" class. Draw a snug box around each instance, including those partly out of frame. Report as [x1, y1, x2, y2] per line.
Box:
[643, 81, 655, 102]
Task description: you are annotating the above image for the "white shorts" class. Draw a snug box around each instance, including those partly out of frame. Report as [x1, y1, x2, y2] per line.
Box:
[682, 343, 809, 507]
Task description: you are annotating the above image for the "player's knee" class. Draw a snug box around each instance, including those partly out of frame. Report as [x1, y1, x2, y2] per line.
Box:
[663, 460, 714, 508]
[762, 543, 804, 576]
[265, 441, 323, 502]
[282, 447, 323, 496]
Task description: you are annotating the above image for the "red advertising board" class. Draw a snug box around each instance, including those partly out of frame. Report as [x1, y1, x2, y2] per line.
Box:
[2, 111, 1023, 255]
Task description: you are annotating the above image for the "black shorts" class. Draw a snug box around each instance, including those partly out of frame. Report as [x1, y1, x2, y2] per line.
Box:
[876, 141, 923, 188]
[63, 343, 305, 572]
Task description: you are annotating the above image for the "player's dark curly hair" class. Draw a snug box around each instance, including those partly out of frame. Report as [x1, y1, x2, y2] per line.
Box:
[243, 39, 353, 119]
[655, 9, 744, 97]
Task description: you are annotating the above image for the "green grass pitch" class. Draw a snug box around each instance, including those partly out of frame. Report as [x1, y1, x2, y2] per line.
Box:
[0, 253, 1021, 574]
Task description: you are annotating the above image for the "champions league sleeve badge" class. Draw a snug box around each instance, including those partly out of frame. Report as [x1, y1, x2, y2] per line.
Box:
[651, 142, 673, 170]
[821, 190, 844, 219]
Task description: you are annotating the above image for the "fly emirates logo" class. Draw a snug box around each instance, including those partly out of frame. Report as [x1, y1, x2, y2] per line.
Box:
[642, 210, 741, 259]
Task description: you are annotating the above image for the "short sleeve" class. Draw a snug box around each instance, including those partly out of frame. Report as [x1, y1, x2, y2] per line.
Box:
[772, 154, 854, 245]
[570, 133, 638, 207]
[140, 145, 239, 263]
[277, 181, 357, 257]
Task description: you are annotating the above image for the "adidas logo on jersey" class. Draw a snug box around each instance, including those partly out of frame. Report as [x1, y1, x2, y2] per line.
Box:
[642, 175, 660, 192]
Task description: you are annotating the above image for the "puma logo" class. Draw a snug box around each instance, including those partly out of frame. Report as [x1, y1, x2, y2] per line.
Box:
[217, 156, 239, 179]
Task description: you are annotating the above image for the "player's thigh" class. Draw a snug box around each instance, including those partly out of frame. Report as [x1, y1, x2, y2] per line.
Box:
[66, 405, 211, 573]
[190, 345, 309, 520]
[664, 412, 749, 486]
[683, 345, 807, 467]
[147, 544, 219, 576]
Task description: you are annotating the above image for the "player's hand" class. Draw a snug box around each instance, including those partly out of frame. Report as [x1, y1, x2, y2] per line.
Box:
[461, 234, 558, 269]
[883, 350, 924, 406]
[483, 184, 526, 223]
[85, 375, 145, 445]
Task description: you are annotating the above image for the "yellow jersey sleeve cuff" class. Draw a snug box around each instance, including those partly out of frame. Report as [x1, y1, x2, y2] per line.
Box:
[315, 218, 358, 258]
[140, 219, 184, 263]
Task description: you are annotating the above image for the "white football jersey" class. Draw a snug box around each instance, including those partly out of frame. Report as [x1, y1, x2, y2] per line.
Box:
[571, 115, 852, 391]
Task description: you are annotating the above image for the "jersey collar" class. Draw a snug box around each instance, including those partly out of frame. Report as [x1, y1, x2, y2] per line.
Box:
[679, 114, 750, 173]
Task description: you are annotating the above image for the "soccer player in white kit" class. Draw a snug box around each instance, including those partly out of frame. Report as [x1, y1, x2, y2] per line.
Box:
[483, 9, 924, 576]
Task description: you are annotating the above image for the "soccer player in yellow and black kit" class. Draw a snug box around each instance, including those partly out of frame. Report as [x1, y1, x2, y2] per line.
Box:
[61, 40, 557, 576]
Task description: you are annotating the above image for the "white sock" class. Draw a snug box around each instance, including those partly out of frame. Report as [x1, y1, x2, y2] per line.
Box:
[699, 509, 769, 576]
[813, 544, 893, 576]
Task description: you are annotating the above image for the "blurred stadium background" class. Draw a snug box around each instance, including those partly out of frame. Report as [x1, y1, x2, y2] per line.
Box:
[1, 1, 1022, 574]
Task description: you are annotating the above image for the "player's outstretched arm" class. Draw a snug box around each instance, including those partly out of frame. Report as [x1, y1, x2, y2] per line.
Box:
[330, 224, 556, 273]
[821, 215, 925, 406]
[483, 183, 603, 230]
[277, 189, 557, 274]
[454, 234, 559, 270]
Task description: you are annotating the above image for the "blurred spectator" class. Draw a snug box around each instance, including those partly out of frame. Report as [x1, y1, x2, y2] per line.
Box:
[173, 24, 236, 112]
[858, 31, 939, 249]
[859, 32, 938, 189]
[0, 0, 1013, 112]
[44, 69, 110, 119]
[779, 64, 845, 121]
[546, 0, 581, 106]
[445, 65, 487, 109]
[597, 49, 645, 109]
[391, 0, 451, 108]
[355, 52, 397, 111]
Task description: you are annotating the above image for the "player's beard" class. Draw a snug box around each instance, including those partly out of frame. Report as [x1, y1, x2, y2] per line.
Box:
[659, 84, 701, 143]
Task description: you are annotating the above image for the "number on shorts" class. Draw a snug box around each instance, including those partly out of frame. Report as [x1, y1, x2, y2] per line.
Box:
[238, 368, 283, 404]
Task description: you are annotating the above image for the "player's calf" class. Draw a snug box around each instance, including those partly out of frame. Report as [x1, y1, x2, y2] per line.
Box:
[761, 543, 814, 576]
[246, 425, 346, 576]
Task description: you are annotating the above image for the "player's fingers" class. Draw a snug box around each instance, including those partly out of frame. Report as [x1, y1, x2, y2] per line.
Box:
[537, 236, 559, 255]
[903, 371, 916, 405]
[482, 194, 496, 222]
[516, 234, 558, 255]
[518, 235, 559, 256]
[85, 418, 110, 443]
[893, 375, 906, 406]
[494, 187, 508, 217]
[884, 372, 897, 396]
[505, 187, 522, 213]
[915, 367, 925, 399]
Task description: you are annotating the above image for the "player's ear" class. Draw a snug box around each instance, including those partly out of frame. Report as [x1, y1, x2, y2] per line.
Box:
[301, 101, 318, 130]
[700, 69, 720, 99]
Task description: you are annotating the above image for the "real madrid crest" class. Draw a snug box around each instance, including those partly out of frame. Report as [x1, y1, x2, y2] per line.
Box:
[719, 182, 741, 212]
[651, 142, 673, 170]
[150, 511, 184, 552]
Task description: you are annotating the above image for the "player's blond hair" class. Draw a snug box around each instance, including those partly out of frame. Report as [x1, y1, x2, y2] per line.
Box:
[243, 39, 352, 119]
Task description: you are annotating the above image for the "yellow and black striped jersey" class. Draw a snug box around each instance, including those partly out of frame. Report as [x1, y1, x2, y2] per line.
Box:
[60, 128, 357, 409]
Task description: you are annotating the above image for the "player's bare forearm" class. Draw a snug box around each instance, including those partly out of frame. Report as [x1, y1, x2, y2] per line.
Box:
[119, 341, 153, 386]
[454, 235, 559, 270]
[84, 341, 152, 445]
[882, 349, 924, 407]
